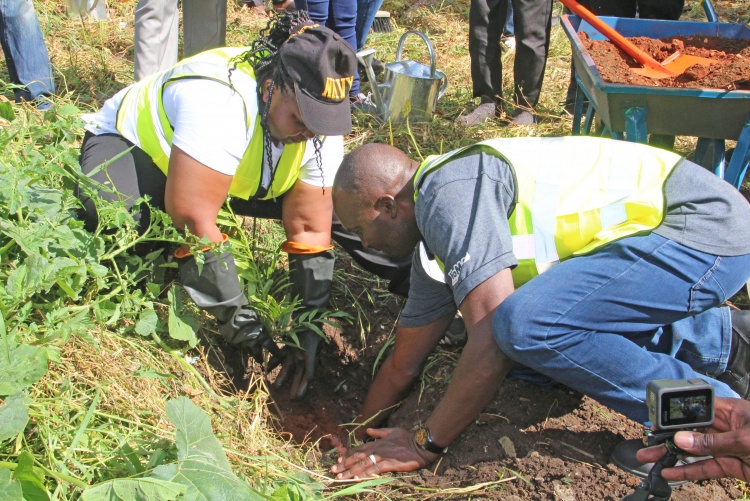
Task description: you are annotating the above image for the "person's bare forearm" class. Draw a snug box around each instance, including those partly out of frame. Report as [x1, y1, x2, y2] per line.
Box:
[425, 333, 514, 448]
[353, 353, 420, 441]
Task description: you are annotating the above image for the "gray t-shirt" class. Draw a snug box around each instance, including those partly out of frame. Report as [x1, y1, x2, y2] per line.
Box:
[399, 152, 750, 328]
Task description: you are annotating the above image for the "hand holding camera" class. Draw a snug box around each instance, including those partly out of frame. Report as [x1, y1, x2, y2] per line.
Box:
[637, 395, 750, 482]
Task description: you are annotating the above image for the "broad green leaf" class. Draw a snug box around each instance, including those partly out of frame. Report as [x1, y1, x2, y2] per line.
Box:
[26, 188, 63, 220]
[135, 310, 159, 336]
[152, 397, 261, 501]
[81, 478, 186, 501]
[167, 288, 199, 347]
[55, 104, 80, 117]
[0, 469, 23, 501]
[12, 451, 49, 501]
[0, 344, 48, 396]
[0, 101, 14, 122]
[0, 392, 29, 442]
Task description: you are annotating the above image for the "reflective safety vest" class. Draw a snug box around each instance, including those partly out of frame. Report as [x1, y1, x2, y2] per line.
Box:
[115, 47, 306, 200]
[413, 137, 682, 287]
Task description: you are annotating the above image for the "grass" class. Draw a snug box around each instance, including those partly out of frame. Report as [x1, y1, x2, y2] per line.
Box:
[1, 0, 749, 499]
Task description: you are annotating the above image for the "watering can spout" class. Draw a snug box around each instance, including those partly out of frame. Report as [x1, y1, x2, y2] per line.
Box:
[356, 48, 389, 121]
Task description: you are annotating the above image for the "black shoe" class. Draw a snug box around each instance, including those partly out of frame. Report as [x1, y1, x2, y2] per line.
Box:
[610, 439, 691, 486]
[357, 57, 385, 77]
[718, 309, 750, 399]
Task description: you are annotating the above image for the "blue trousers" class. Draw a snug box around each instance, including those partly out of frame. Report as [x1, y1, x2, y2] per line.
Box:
[355, 0, 382, 51]
[296, 0, 359, 96]
[0, 0, 54, 103]
[495, 233, 750, 423]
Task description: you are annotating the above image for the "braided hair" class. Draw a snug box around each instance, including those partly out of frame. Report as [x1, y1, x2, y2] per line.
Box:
[229, 11, 325, 198]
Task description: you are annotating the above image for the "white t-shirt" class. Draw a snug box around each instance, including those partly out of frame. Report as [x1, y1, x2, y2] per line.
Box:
[82, 79, 343, 188]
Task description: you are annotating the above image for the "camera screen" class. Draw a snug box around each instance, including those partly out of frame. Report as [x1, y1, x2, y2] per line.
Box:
[661, 389, 713, 427]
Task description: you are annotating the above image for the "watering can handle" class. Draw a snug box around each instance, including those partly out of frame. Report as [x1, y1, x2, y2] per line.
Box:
[395, 30, 437, 79]
[438, 73, 449, 100]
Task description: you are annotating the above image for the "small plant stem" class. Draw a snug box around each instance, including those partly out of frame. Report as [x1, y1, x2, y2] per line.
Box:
[0, 238, 15, 257]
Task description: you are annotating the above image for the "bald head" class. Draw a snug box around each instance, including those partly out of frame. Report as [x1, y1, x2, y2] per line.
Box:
[332, 143, 421, 259]
[333, 143, 416, 206]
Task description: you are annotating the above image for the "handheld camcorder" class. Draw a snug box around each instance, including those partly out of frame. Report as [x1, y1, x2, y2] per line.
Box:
[646, 378, 714, 431]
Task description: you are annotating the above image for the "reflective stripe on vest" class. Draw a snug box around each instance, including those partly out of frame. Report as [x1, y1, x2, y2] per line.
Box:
[414, 137, 681, 287]
[115, 47, 306, 200]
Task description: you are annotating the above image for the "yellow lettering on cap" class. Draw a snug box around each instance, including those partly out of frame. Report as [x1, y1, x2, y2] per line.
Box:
[321, 76, 353, 100]
[287, 23, 321, 40]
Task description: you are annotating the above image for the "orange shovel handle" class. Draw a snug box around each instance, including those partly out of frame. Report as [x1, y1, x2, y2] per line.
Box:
[560, 0, 670, 73]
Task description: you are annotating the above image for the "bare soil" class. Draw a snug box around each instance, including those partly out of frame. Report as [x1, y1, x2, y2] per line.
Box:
[242, 256, 750, 500]
[581, 33, 750, 90]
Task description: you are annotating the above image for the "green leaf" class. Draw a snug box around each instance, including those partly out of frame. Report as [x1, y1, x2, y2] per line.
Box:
[152, 397, 262, 500]
[167, 288, 199, 347]
[12, 451, 49, 501]
[81, 478, 186, 501]
[0, 344, 48, 396]
[0, 101, 15, 122]
[0, 392, 30, 442]
[326, 477, 393, 497]
[135, 310, 159, 337]
[55, 104, 80, 117]
[0, 469, 23, 501]
[26, 188, 63, 220]
[132, 370, 176, 380]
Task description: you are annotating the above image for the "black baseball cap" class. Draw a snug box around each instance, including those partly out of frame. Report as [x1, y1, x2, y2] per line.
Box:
[278, 22, 356, 136]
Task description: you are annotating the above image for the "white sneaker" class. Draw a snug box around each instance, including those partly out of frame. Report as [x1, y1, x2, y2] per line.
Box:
[502, 36, 516, 51]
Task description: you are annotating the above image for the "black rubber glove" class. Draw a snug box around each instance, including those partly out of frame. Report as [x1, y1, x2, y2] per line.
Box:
[178, 250, 283, 366]
[271, 329, 323, 400]
[271, 249, 334, 400]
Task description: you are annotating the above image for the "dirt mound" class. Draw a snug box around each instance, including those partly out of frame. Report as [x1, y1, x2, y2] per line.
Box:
[582, 33, 750, 90]
[261, 285, 748, 499]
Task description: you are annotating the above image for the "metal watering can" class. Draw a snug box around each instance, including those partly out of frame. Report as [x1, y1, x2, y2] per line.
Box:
[357, 30, 448, 124]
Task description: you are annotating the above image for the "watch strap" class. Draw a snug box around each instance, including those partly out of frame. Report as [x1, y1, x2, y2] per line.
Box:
[415, 425, 448, 455]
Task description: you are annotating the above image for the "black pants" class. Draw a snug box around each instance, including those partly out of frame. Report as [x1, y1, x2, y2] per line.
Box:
[76, 132, 412, 295]
[468, 0, 553, 109]
[570, 0, 684, 20]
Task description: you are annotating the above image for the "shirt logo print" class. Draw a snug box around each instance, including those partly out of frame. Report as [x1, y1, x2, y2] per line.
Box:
[448, 253, 471, 286]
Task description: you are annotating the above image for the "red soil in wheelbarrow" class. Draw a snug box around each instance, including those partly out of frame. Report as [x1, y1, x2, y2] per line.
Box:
[581, 33, 750, 90]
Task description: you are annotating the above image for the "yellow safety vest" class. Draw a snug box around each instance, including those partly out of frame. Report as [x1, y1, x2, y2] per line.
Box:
[115, 47, 306, 200]
[414, 137, 682, 287]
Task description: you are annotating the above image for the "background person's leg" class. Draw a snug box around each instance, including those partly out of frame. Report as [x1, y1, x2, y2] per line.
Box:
[354, 0, 383, 51]
[76, 133, 167, 233]
[636, 0, 684, 20]
[0, 0, 55, 102]
[468, 0, 504, 106]
[134, 0, 178, 80]
[511, 0, 553, 113]
[495, 233, 750, 424]
[183, 0, 227, 58]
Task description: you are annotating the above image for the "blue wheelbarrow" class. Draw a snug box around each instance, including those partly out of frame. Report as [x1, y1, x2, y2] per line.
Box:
[561, 0, 750, 189]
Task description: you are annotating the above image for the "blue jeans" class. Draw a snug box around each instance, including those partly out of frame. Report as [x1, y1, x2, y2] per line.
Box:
[0, 0, 54, 103]
[296, 0, 359, 96]
[495, 233, 750, 424]
[355, 0, 383, 51]
[503, 0, 513, 37]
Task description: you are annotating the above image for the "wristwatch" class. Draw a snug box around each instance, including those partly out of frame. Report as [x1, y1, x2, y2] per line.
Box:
[414, 425, 448, 455]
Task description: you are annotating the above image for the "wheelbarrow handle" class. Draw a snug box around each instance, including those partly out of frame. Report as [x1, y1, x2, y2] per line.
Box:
[702, 0, 718, 22]
[559, 0, 674, 75]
